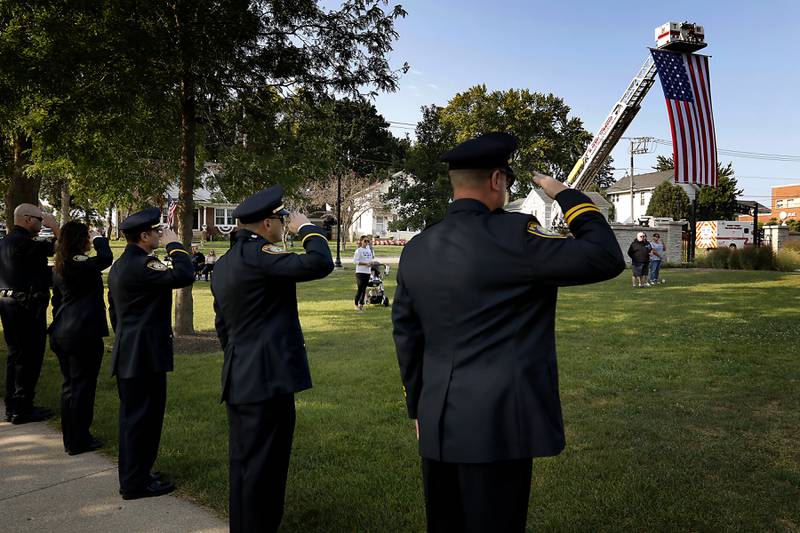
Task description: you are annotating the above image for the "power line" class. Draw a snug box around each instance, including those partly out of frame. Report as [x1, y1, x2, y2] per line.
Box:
[650, 138, 800, 162]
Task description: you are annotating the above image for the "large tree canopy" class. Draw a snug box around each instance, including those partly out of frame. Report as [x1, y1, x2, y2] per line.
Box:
[384, 85, 609, 230]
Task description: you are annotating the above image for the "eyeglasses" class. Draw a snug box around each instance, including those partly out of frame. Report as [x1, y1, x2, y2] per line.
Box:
[28, 215, 43, 222]
[268, 216, 287, 224]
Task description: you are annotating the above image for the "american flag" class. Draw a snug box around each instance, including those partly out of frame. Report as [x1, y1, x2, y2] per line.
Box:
[651, 49, 718, 187]
[166, 194, 178, 228]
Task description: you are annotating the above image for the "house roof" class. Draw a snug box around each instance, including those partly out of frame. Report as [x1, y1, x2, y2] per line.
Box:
[606, 170, 674, 193]
[165, 163, 233, 205]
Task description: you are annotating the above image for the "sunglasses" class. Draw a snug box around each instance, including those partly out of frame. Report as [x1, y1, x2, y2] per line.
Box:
[28, 215, 43, 222]
[268, 215, 287, 224]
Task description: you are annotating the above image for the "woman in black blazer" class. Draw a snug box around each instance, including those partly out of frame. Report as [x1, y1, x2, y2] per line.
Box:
[50, 222, 113, 455]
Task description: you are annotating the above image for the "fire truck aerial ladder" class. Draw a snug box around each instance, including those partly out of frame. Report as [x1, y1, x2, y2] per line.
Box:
[514, 22, 707, 222]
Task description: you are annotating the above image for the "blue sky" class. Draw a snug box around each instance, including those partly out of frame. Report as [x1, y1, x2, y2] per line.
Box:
[371, 0, 800, 203]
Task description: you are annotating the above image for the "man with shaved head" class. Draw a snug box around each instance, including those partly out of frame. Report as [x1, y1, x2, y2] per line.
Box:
[0, 204, 60, 424]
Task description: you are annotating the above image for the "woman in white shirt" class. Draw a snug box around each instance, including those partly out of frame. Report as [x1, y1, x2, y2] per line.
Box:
[201, 249, 217, 281]
[353, 235, 374, 311]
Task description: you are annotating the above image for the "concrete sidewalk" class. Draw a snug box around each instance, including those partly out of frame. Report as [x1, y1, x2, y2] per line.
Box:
[0, 405, 226, 533]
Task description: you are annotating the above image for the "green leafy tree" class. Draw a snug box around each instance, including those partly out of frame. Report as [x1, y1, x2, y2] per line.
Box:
[646, 181, 691, 220]
[652, 156, 741, 220]
[111, 0, 408, 334]
[385, 86, 604, 229]
[385, 105, 455, 230]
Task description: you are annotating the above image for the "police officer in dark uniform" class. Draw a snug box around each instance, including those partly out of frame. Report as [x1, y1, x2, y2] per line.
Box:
[49, 222, 114, 455]
[211, 186, 334, 533]
[0, 203, 60, 424]
[392, 133, 626, 532]
[108, 208, 195, 500]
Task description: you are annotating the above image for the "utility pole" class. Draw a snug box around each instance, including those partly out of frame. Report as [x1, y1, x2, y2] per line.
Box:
[627, 137, 653, 223]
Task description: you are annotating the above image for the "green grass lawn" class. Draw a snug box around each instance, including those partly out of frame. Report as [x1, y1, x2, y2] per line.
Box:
[2, 268, 799, 532]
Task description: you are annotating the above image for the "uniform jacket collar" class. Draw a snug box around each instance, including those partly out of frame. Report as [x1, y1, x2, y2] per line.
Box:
[11, 225, 32, 237]
[124, 243, 150, 256]
[447, 198, 492, 215]
[236, 229, 268, 243]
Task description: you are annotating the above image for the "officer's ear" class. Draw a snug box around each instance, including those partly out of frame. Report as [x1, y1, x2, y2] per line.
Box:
[489, 169, 505, 192]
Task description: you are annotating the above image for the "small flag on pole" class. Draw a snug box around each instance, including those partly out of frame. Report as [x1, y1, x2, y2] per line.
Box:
[651, 49, 718, 187]
[166, 194, 178, 229]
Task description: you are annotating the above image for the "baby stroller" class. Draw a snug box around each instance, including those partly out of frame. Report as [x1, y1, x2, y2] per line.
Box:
[366, 263, 390, 307]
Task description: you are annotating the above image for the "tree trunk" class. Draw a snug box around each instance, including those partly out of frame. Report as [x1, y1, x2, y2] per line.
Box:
[106, 206, 114, 238]
[173, 64, 196, 335]
[4, 133, 39, 225]
[60, 180, 70, 224]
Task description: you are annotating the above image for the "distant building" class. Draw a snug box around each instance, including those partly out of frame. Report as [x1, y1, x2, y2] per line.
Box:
[508, 189, 611, 227]
[738, 184, 798, 224]
[605, 170, 698, 223]
[348, 177, 420, 241]
[163, 165, 237, 240]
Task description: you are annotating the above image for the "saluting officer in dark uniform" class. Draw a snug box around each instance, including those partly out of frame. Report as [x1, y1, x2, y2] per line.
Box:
[211, 186, 334, 533]
[108, 209, 195, 500]
[0, 203, 59, 424]
[49, 222, 114, 455]
[392, 133, 626, 532]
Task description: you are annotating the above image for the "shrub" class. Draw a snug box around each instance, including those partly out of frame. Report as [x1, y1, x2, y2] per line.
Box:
[694, 250, 712, 267]
[775, 248, 800, 272]
[727, 249, 742, 270]
[708, 247, 732, 269]
[783, 240, 800, 252]
[739, 246, 775, 270]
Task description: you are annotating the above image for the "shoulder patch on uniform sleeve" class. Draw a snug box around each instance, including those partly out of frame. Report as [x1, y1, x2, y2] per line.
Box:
[146, 258, 168, 271]
[72, 254, 89, 262]
[527, 221, 567, 239]
[262, 244, 288, 254]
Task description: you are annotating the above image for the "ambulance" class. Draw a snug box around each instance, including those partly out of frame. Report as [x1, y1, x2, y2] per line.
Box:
[696, 221, 752, 249]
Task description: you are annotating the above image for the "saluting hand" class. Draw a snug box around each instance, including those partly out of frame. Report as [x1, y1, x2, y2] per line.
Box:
[160, 227, 180, 247]
[532, 172, 568, 200]
[42, 213, 60, 237]
[286, 212, 310, 235]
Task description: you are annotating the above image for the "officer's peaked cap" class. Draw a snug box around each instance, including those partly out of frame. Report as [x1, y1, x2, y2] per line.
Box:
[120, 208, 162, 233]
[440, 132, 518, 170]
[234, 185, 290, 224]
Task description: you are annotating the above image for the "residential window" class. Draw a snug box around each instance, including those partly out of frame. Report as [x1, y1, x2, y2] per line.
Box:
[776, 199, 785, 208]
[640, 193, 646, 206]
[788, 198, 800, 208]
[215, 208, 235, 226]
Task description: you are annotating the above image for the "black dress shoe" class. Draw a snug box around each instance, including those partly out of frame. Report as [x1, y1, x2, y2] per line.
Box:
[120, 479, 175, 500]
[66, 437, 104, 456]
[11, 406, 53, 425]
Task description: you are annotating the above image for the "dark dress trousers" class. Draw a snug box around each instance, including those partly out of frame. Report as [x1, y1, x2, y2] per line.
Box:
[393, 189, 626, 531]
[108, 242, 194, 492]
[211, 226, 333, 533]
[0, 226, 54, 416]
[49, 236, 113, 453]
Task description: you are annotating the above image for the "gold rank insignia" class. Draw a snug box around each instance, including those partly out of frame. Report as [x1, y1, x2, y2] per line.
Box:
[527, 221, 566, 239]
[72, 254, 89, 262]
[262, 244, 288, 254]
[146, 259, 168, 271]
